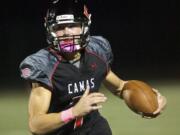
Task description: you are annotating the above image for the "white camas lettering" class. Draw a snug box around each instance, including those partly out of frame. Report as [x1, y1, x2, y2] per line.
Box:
[68, 78, 95, 94]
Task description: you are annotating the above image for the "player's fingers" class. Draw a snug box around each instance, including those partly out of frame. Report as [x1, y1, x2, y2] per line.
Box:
[82, 89, 90, 98]
[121, 81, 128, 89]
[90, 97, 107, 105]
[151, 88, 167, 115]
[142, 115, 154, 119]
[152, 88, 159, 93]
[153, 95, 167, 114]
[161, 96, 167, 110]
[91, 104, 103, 111]
[88, 92, 105, 98]
[152, 88, 162, 98]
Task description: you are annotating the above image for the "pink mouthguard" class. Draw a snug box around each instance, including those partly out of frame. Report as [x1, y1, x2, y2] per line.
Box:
[59, 40, 77, 52]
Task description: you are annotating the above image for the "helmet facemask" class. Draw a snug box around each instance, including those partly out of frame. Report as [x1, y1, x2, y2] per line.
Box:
[48, 19, 90, 53]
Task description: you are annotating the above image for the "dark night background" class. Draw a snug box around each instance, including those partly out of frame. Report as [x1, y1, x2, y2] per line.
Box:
[0, 0, 179, 90]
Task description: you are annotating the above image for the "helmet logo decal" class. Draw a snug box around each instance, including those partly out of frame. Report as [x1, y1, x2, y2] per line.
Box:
[56, 14, 74, 21]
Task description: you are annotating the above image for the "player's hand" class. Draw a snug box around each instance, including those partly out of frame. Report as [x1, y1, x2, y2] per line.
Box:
[142, 89, 167, 119]
[72, 89, 107, 117]
[152, 89, 167, 116]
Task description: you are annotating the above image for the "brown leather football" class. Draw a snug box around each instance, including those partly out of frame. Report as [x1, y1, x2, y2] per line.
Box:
[122, 80, 158, 117]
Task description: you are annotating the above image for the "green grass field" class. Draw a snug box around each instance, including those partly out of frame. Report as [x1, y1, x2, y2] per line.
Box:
[0, 81, 179, 135]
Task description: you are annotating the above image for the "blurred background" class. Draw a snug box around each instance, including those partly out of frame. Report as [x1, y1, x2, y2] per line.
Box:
[0, 0, 179, 135]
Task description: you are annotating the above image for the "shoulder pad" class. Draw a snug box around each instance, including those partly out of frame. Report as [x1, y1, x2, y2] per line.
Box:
[86, 36, 113, 64]
[19, 49, 58, 88]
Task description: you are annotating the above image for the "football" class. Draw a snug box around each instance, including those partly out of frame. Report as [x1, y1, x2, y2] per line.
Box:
[122, 80, 158, 117]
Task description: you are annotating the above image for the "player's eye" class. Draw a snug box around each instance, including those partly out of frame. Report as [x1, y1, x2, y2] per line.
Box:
[67, 23, 81, 28]
[53, 23, 81, 32]
[53, 25, 65, 31]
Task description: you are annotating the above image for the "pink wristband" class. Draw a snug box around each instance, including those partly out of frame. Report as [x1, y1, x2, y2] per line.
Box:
[61, 108, 75, 123]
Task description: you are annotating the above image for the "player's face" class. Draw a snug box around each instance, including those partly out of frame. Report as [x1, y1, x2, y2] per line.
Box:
[53, 23, 83, 53]
[55, 23, 82, 37]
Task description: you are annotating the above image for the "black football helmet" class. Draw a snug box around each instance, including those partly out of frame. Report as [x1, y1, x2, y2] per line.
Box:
[45, 0, 91, 53]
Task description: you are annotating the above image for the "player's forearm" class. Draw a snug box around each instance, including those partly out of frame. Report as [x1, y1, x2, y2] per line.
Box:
[103, 70, 126, 95]
[103, 70, 126, 97]
[29, 112, 65, 135]
[104, 80, 125, 97]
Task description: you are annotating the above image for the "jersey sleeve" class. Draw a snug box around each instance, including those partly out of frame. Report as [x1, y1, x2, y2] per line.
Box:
[87, 36, 113, 65]
[19, 49, 57, 89]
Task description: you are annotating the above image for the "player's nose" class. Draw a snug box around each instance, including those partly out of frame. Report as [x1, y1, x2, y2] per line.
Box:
[63, 27, 72, 35]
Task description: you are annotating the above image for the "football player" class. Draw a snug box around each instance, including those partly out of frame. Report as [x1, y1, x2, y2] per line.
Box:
[19, 0, 166, 135]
